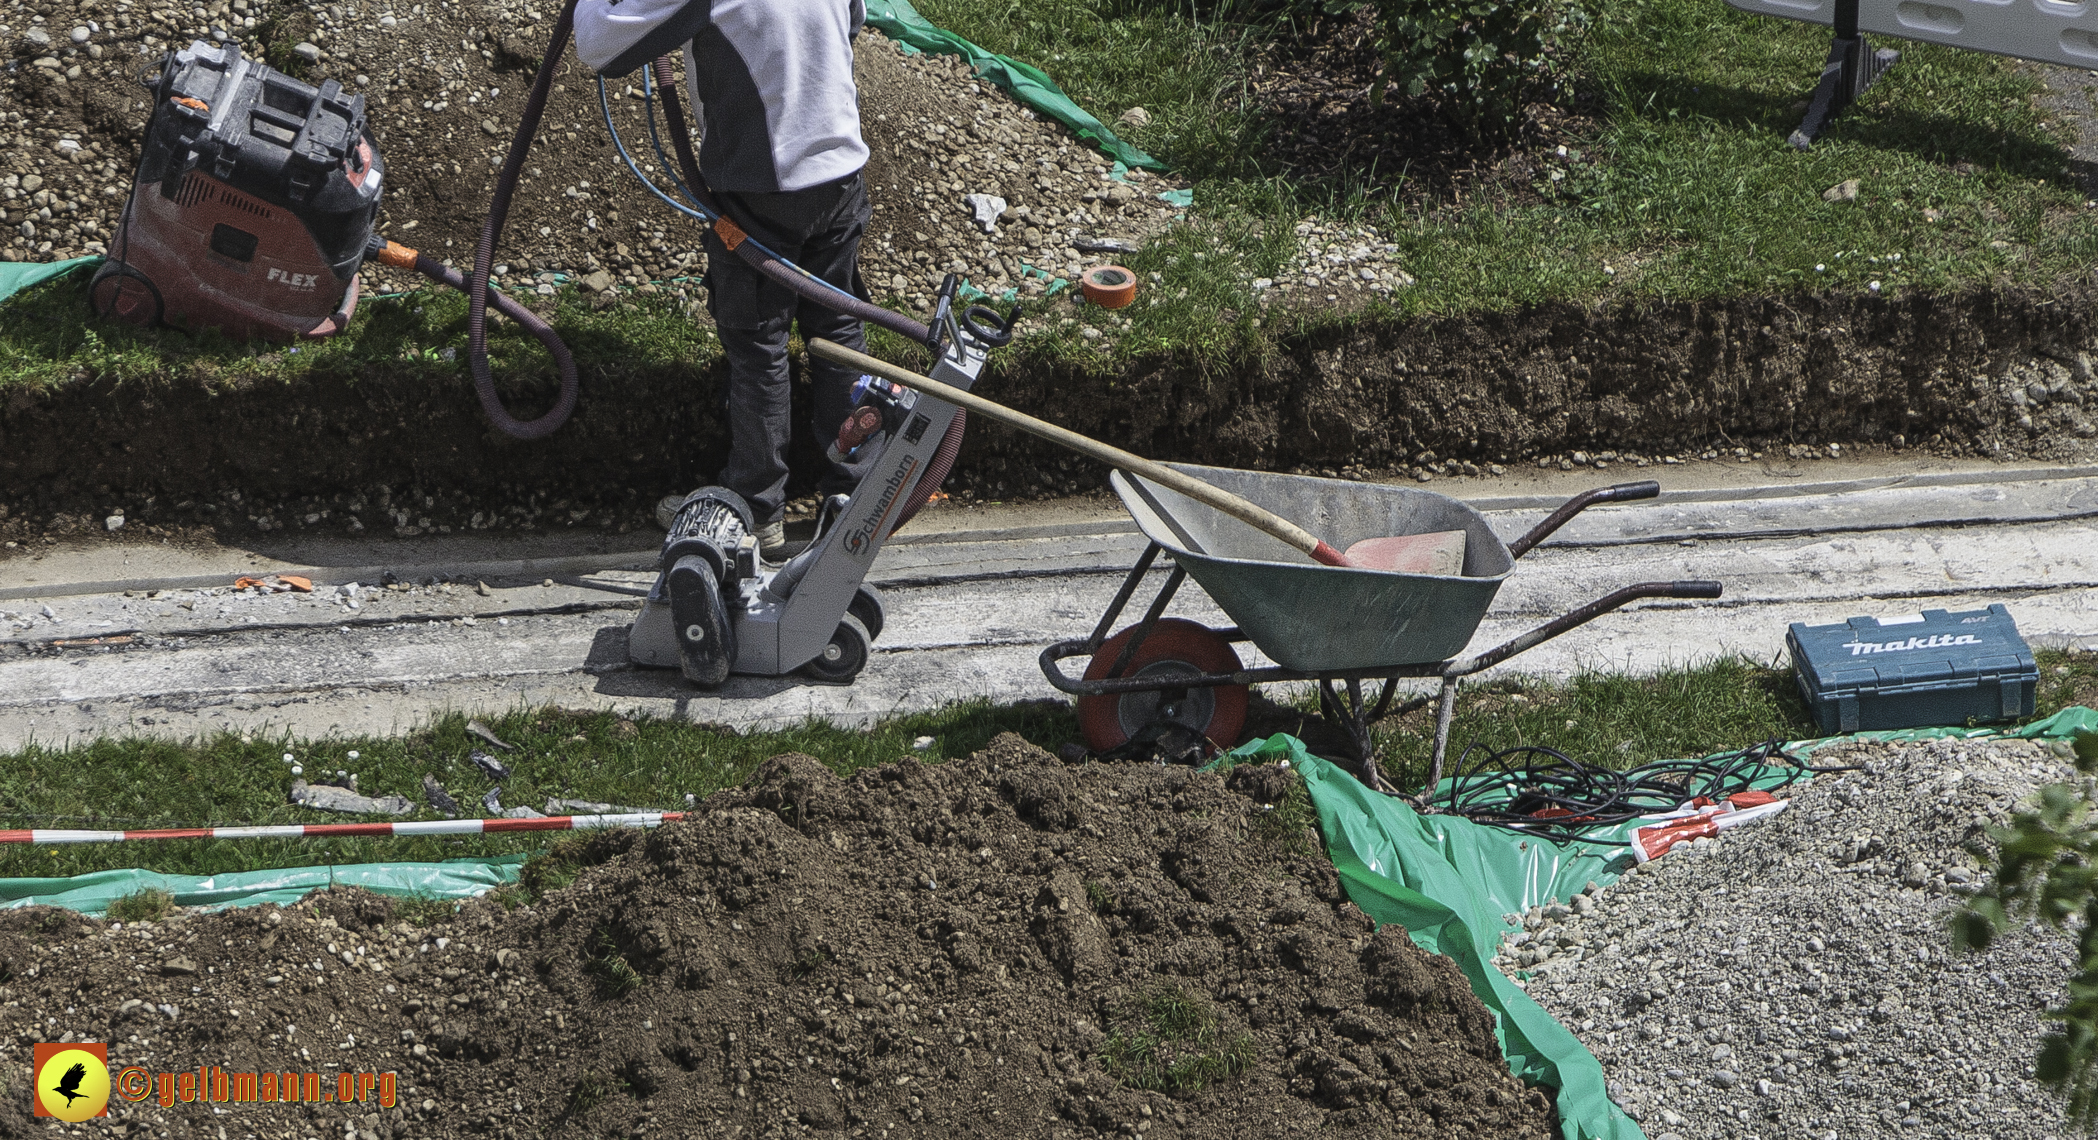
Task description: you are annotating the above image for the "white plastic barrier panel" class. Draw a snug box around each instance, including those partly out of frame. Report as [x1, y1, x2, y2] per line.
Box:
[1725, 0, 2098, 69]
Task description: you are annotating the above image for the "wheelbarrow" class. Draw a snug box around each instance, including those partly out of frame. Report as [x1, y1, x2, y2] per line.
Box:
[1039, 465, 1723, 794]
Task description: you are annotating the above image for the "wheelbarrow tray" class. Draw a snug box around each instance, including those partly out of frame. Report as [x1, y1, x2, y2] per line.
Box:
[1111, 465, 1513, 671]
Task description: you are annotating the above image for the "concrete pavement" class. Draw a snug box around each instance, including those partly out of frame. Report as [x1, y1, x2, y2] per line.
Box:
[1, 465, 2092, 749]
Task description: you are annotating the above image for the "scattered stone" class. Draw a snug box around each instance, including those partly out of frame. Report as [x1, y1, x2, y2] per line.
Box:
[1823, 178, 1860, 202]
[422, 774, 460, 817]
[467, 749, 512, 781]
[964, 192, 1008, 234]
[290, 779, 414, 815]
[1117, 106, 1151, 129]
[466, 719, 515, 751]
[292, 41, 320, 63]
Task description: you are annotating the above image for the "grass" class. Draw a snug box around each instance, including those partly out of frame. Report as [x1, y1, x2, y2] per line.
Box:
[104, 886, 175, 923]
[0, 266, 719, 393]
[6, 0, 2086, 398]
[582, 926, 645, 997]
[920, 0, 2094, 318]
[0, 652, 2086, 887]
[1249, 777, 1319, 857]
[563, 1070, 618, 1119]
[0, 699, 1080, 881]
[1364, 649, 2098, 793]
[1098, 983, 1258, 1093]
[393, 892, 464, 928]
[1368, 656, 1821, 791]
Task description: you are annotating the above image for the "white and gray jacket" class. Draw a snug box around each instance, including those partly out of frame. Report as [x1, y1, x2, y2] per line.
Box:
[573, 0, 868, 193]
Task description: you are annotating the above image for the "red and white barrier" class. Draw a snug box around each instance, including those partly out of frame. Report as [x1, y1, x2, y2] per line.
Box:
[0, 812, 687, 846]
[1629, 792, 1788, 863]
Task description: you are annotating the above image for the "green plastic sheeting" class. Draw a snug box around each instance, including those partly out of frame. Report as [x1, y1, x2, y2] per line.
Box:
[864, 0, 1164, 172]
[0, 257, 99, 307]
[1229, 733, 1642, 1140]
[0, 856, 526, 917]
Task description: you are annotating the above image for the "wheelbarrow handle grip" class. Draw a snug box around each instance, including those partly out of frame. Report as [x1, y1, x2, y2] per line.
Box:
[1596, 480, 1661, 502]
[1666, 579, 1723, 600]
[1507, 480, 1665, 558]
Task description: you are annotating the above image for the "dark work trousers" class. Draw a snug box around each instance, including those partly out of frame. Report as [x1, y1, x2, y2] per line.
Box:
[702, 172, 873, 527]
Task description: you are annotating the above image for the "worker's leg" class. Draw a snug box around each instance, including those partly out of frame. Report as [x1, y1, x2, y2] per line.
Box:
[699, 175, 870, 534]
[703, 215, 798, 534]
[786, 174, 875, 499]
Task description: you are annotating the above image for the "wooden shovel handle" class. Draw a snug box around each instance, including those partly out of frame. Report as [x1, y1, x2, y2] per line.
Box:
[807, 338, 1350, 566]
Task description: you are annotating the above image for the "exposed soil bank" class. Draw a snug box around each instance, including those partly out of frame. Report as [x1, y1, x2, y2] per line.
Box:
[5, 281, 2098, 543]
[0, 735, 1553, 1140]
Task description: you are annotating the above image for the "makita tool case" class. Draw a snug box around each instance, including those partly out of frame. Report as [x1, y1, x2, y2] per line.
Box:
[1788, 604, 2037, 734]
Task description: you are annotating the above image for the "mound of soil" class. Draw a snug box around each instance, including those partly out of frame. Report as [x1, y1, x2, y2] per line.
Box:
[0, 735, 1553, 1140]
[1, 0, 1181, 308]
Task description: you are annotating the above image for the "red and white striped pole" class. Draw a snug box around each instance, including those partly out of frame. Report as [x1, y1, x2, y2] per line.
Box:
[0, 812, 687, 846]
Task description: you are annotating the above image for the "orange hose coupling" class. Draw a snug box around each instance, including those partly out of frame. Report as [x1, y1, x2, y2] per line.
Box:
[374, 240, 419, 270]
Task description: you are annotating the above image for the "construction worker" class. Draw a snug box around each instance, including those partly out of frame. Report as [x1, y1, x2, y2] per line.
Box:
[574, 0, 874, 561]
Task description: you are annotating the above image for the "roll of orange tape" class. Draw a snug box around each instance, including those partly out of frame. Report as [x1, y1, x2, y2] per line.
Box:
[1080, 264, 1138, 308]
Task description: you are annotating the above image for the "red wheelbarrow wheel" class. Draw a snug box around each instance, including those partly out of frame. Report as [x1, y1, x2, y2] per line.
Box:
[1078, 618, 1248, 753]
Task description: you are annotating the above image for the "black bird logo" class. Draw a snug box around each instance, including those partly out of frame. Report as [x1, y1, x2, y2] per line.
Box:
[50, 1061, 88, 1107]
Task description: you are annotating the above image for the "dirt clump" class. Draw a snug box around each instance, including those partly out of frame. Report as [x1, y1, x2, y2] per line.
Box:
[0, 734, 1552, 1140]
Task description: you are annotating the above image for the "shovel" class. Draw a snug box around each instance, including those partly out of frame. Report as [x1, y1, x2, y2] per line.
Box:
[808, 338, 1460, 572]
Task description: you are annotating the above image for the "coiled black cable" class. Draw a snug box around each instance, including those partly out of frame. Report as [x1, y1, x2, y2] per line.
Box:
[1429, 737, 1862, 846]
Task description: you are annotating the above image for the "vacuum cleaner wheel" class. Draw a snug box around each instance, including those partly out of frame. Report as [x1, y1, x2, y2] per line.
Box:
[89, 264, 165, 328]
[1077, 619, 1247, 753]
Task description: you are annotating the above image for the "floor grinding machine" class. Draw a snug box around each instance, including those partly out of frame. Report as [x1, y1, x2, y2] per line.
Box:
[629, 288, 1015, 686]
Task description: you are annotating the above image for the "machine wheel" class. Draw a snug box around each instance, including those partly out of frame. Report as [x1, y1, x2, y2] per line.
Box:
[1077, 618, 1247, 752]
[848, 583, 886, 642]
[801, 614, 872, 684]
[89, 264, 164, 328]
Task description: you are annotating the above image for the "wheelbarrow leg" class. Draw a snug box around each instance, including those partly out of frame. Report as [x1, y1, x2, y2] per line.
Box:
[1425, 676, 1460, 798]
[1320, 677, 1395, 793]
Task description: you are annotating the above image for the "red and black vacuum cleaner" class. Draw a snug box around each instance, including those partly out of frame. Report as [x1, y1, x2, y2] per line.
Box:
[89, 37, 580, 439]
[91, 40, 380, 342]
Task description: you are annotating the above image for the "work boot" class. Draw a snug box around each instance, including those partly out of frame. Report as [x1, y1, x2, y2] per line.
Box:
[655, 492, 693, 531]
[753, 520, 787, 561]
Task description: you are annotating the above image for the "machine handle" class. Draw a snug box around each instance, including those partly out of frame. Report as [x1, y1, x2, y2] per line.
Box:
[962, 302, 1020, 348]
[826, 405, 886, 465]
[1508, 480, 1665, 559]
[1665, 579, 1723, 599]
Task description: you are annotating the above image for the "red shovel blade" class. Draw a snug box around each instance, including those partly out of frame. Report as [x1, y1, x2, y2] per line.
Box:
[1341, 529, 1468, 575]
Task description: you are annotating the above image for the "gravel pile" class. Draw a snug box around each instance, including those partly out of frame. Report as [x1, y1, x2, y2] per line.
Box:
[1497, 736, 2082, 1140]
